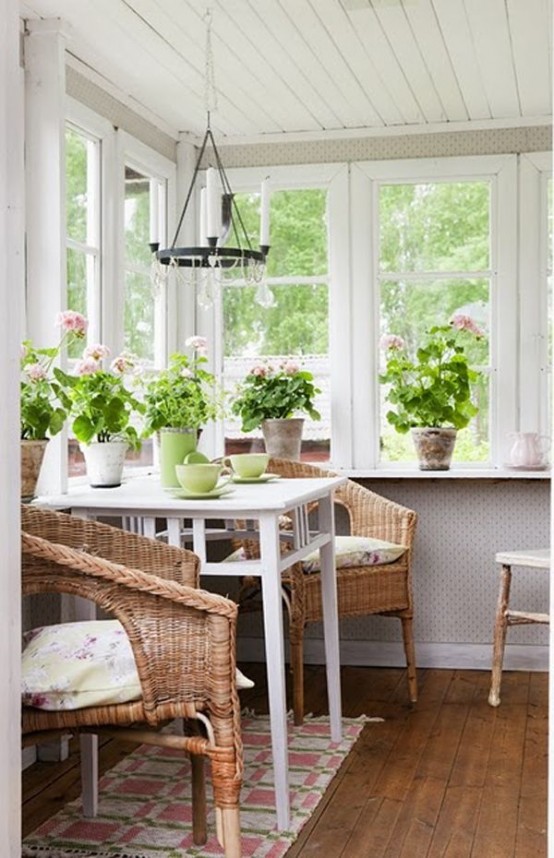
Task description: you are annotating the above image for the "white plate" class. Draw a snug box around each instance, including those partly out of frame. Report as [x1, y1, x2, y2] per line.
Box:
[169, 484, 235, 499]
[232, 473, 280, 484]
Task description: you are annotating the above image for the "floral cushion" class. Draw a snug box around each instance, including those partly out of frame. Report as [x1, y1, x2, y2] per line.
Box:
[300, 535, 407, 573]
[224, 535, 407, 574]
[22, 619, 253, 711]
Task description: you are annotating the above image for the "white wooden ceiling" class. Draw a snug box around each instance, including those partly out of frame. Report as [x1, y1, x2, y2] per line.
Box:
[20, 0, 553, 143]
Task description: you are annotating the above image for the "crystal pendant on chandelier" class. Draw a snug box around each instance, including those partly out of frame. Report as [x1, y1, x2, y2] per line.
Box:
[149, 9, 271, 309]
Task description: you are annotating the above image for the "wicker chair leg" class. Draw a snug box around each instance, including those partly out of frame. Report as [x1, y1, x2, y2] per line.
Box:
[290, 634, 305, 726]
[219, 806, 242, 858]
[190, 752, 207, 845]
[400, 615, 418, 703]
[79, 733, 98, 817]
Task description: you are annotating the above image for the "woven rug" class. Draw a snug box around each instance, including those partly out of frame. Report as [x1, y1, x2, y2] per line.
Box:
[24, 714, 367, 858]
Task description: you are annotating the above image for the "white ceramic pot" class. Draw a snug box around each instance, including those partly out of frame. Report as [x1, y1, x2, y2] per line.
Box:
[80, 440, 128, 488]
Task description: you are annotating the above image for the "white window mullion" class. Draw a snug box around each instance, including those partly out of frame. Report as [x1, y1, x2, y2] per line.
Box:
[519, 152, 552, 438]
[350, 163, 378, 469]
[492, 156, 518, 464]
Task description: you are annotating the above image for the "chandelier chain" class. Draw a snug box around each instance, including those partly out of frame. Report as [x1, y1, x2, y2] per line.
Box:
[204, 9, 218, 120]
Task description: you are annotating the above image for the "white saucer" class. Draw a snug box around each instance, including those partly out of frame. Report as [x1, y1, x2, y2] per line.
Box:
[169, 484, 235, 499]
[503, 462, 549, 471]
[232, 473, 280, 484]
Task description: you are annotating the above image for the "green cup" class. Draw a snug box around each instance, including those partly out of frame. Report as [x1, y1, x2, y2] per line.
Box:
[225, 453, 269, 478]
[175, 463, 231, 494]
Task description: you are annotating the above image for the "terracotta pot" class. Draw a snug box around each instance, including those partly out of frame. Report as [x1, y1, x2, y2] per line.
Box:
[261, 418, 304, 461]
[80, 440, 128, 488]
[411, 427, 457, 470]
[21, 439, 49, 500]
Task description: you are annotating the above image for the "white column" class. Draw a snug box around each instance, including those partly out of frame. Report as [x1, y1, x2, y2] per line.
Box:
[24, 18, 68, 494]
[0, 1, 24, 855]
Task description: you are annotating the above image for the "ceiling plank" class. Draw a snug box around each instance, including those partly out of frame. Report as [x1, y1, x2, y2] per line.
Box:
[432, 0, 491, 121]
[278, 0, 386, 127]
[507, 0, 552, 118]
[402, 0, 468, 123]
[463, 0, 520, 119]
[341, 2, 425, 124]
[370, 0, 448, 123]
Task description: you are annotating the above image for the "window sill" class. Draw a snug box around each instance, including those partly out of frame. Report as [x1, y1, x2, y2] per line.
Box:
[332, 466, 551, 480]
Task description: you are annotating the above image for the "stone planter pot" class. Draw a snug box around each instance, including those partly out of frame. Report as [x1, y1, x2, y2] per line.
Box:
[261, 418, 304, 461]
[411, 427, 457, 471]
[80, 440, 128, 488]
[21, 439, 49, 501]
[158, 428, 197, 488]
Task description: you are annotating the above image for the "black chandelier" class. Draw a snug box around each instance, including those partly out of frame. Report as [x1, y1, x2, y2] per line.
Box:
[149, 10, 273, 309]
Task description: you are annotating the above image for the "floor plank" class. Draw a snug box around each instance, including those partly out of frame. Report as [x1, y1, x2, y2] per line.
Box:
[22, 666, 547, 857]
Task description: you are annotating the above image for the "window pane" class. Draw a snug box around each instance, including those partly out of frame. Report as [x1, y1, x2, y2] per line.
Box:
[379, 182, 490, 273]
[380, 278, 490, 364]
[228, 189, 328, 278]
[124, 167, 151, 267]
[124, 270, 154, 363]
[222, 185, 330, 462]
[65, 128, 89, 243]
[66, 248, 90, 360]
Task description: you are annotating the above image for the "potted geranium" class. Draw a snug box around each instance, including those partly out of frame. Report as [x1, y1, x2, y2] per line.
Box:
[379, 315, 484, 470]
[62, 346, 143, 487]
[231, 360, 321, 460]
[20, 310, 88, 498]
[142, 336, 220, 487]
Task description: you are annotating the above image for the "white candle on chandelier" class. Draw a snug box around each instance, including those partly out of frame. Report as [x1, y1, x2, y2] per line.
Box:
[199, 188, 208, 246]
[206, 167, 221, 240]
[260, 178, 270, 247]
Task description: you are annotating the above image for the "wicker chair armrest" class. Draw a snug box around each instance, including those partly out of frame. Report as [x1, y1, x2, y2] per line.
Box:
[337, 482, 417, 548]
[22, 531, 239, 726]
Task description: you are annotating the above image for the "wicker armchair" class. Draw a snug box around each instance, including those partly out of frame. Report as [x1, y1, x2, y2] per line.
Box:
[237, 458, 418, 725]
[21, 505, 243, 858]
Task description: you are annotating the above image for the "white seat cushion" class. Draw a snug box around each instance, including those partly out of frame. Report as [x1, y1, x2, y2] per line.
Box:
[22, 619, 253, 711]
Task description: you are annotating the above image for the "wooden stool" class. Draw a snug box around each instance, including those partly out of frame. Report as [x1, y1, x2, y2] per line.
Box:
[488, 548, 550, 707]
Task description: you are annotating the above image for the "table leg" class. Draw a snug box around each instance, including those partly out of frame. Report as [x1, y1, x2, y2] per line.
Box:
[318, 492, 342, 742]
[259, 513, 291, 831]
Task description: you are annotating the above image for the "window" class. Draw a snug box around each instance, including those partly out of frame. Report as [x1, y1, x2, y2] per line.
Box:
[377, 179, 491, 464]
[65, 124, 100, 355]
[350, 155, 518, 470]
[63, 109, 175, 478]
[208, 164, 348, 464]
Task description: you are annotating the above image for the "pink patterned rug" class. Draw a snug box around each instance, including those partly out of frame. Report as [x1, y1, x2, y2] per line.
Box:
[24, 714, 366, 857]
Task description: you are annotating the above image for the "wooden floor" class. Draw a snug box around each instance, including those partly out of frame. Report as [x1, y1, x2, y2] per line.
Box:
[22, 665, 547, 857]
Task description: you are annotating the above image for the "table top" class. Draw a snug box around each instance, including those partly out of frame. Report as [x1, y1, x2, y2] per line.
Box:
[34, 474, 347, 517]
[495, 548, 550, 568]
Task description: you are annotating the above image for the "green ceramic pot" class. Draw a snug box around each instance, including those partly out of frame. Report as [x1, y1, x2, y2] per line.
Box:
[158, 428, 197, 488]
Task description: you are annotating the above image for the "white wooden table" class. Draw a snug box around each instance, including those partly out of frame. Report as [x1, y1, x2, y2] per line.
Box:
[35, 473, 346, 830]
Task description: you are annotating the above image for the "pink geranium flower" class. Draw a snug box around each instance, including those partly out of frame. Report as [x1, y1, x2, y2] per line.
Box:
[380, 334, 406, 351]
[282, 360, 300, 375]
[185, 335, 208, 354]
[75, 357, 100, 376]
[26, 363, 47, 381]
[84, 344, 111, 362]
[56, 310, 88, 338]
[450, 314, 484, 338]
